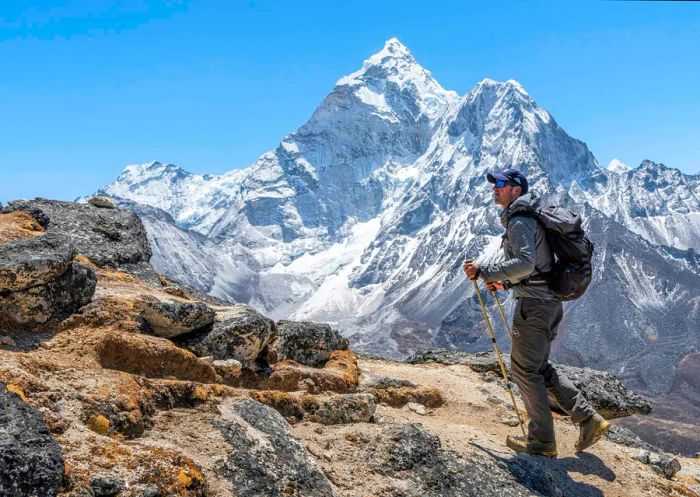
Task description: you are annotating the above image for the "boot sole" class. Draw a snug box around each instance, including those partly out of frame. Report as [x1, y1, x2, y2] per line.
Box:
[575, 419, 610, 452]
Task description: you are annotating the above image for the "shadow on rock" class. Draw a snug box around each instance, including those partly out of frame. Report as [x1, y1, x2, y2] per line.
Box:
[472, 443, 615, 497]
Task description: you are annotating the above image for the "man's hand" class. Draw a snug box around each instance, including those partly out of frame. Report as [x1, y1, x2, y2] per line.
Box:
[485, 281, 506, 292]
[463, 259, 481, 280]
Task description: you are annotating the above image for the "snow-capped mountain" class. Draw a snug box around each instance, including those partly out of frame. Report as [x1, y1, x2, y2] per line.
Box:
[607, 158, 631, 174]
[99, 38, 700, 396]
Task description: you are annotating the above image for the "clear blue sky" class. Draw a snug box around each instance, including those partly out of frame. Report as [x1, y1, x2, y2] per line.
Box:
[2, 1, 699, 203]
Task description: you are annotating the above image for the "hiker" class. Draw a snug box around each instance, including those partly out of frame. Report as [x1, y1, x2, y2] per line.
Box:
[463, 168, 609, 457]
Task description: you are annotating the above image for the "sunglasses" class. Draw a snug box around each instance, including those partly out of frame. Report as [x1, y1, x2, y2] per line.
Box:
[494, 177, 521, 188]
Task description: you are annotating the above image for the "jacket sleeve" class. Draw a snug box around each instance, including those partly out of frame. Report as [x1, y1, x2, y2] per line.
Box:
[481, 217, 537, 282]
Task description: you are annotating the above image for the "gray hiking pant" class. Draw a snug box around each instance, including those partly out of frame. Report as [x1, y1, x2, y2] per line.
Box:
[510, 297, 597, 443]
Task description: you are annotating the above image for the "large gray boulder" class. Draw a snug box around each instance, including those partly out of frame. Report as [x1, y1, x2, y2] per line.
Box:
[0, 384, 64, 497]
[178, 304, 276, 367]
[271, 320, 349, 366]
[6, 198, 155, 282]
[0, 261, 96, 330]
[0, 233, 75, 292]
[141, 300, 215, 338]
[214, 399, 340, 497]
[407, 349, 651, 419]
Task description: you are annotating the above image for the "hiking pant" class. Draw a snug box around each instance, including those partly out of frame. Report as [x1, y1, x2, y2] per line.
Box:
[510, 297, 597, 443]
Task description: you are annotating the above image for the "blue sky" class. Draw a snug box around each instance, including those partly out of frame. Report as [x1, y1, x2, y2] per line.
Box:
[1, 1, 699, 203]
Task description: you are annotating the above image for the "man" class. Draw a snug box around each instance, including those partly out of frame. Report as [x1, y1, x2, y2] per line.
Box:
[463, 168, 609, 457]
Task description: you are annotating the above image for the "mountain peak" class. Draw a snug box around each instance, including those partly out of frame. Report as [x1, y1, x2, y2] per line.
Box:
[607, 158, 631, 174]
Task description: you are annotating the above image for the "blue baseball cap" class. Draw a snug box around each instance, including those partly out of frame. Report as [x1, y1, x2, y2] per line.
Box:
[487, 168, 529, 194]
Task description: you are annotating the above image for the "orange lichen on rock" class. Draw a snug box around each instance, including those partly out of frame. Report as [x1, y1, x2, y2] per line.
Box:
[87, 414, 110, 435]
[95, 332, 217, 383]
[6, 383, 28, 402]
[250, 390, 320, 420]
[0, 211, 44, 245]
[363, 385, 445, 408]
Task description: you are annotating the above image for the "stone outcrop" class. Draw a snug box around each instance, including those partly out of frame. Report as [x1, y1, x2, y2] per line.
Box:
[0, 384, 64, 497]
[0, 231, 96, 331]
[5, 198, 156, 282]
[270, 320, 349, 366]
[251, 391, 377, 424]
[88, 195, 117, 209]
[177, 304, 276, 368]
[408, 348, 651, 419]
[215, 399, 341, 497]
[141, 300, 215, 338]
[605, 425, 682, 479]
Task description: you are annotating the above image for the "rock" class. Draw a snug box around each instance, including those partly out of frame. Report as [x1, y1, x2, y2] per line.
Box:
[212, 358, 243, 382]
[179, 304, 276, 367]
[0, 384, 64, 497]
[267, 349, 360, 393]
[270, 320, 349, 366]
[406, 349, 499, 372]
[141, 300, 215, 338]
[409, 349, 651, 419]
[96, 332, 217, 383]
[91, 475, 124, 496]
[552, 364, 652, 419]
[88, 196, 117, 209]
[605, 425, 681, 479]
[361, 376, 416, 389]
[313, 393, 377, 424]
[6, 198, 156, 282]
[0, 232, 75, 292]
[0, 261, 96, 330]
[368, 423, 533, 496]
[214, 399, 341, 497]
[407, 402, 427, 415]
[360, 376, 444, 409]
[501, 414, 521, 427]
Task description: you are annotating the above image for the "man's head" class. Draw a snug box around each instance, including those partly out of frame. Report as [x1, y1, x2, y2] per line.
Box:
[487, 168, 528, 208]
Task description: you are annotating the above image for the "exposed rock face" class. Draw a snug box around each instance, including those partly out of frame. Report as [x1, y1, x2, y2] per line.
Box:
[0, 384, 64, 497]
[407, 348, 652, 419]
[313, 393, 377, 424]
[179, 304, 277, 367]
[141, 300, 215, 338]
[6, 198, 156, 282]
[0, 232, 75, 292]
[0, 229, 97, 331]
[548, 364, 652, 419]
[368, 423, 533, 497]
[406, 349, 499, 372]
[271, 320, 350, 366]
[214, 399, 341, 497]
[606, 425, 682, 479]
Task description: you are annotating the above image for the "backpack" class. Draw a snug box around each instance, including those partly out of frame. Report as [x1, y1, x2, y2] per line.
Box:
[511, 206, 594, 301]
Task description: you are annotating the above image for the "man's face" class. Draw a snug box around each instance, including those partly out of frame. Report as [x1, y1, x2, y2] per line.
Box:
[493, 182, 522, 208]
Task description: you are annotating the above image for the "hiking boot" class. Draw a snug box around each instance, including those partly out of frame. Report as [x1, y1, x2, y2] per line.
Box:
[506, 435, 558, 457]
[575, 413, 610, 452]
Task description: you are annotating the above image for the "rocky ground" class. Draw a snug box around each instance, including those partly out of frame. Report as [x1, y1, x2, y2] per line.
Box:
[1, 199, 699, 497]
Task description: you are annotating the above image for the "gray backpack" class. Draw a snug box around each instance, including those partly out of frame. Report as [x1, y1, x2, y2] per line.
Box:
[512, 206, 594, 301]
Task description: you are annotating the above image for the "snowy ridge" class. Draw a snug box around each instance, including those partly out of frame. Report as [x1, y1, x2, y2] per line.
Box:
[99, 39, 700, 395]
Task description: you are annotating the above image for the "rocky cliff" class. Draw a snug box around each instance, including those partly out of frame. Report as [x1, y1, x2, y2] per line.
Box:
[1, 199, 699, 496]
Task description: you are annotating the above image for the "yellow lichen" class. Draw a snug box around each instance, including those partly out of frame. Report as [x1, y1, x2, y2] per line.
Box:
[6, 384, 28, 402]
[176, 467, 204, 488]
[191, 386, 208, 401]
[87, 414, 110, 435]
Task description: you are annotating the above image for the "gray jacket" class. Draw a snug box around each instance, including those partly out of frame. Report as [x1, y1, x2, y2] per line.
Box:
[481, 192, 554, 299]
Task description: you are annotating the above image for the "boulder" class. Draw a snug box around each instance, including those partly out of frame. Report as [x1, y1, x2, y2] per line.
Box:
[406, 349, 498, 372]
[88, 196, 117, 209]
[313, 393, 377, 425]
[409, 349, 651, 419]
[0, 261, 96, 330]
[214, 399, 341, 497]
[179, 304, 276, 367]
[606, 425, 681, 479]
[141, 300, 215, 338]
[0, 232, 75, 292]
[6, 198, 156, 282]
[0, 384, 64, 497]
[271, 320, 349, 366]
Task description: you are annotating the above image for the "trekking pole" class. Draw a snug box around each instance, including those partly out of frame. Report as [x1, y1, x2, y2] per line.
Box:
[471, 279, 527, 438]
[491, 290, 517, 339]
